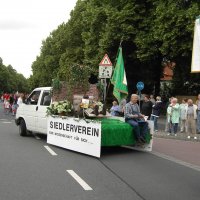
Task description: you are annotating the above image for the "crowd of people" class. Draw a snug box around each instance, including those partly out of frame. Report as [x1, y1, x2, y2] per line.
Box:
[2, 91, 200, 140]
[110, 93, 200, 141]
[0, 92, 26, 115]
[165, 96, 200, 139]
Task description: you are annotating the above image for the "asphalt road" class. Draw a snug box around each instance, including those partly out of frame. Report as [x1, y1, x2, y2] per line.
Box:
[0, 104, 200, 200]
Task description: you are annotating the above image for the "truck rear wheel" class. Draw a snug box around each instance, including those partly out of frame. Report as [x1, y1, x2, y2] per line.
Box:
[19, 119, 27, 136]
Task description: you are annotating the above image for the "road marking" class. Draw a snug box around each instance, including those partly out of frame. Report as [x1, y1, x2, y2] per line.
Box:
[44, 145, 57, 156]
[2, 121, 12, 124]
[151, 151, 200, 172]
[66, 170, 93, 191]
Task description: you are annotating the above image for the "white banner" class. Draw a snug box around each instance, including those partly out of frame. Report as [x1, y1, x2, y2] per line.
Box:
[191, 18, 200, 73]
[47, 117, 101, 157]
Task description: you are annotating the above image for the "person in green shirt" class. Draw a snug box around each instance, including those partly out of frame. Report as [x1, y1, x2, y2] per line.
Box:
[167, 98, 180, 136]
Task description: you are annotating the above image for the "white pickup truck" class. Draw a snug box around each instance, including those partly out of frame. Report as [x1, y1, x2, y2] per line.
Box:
[15, 87, 51, 136]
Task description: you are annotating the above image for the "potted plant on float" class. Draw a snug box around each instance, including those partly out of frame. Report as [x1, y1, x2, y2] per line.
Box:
[46, 100, 73, 116]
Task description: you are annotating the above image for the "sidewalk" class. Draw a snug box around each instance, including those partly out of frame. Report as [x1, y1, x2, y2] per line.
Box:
[154, 116, 200, 142]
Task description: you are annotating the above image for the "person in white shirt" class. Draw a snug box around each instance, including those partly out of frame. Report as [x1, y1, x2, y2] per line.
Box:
[17, 94, 24, 106]
[196, 94, 200, 133]
[185, 99, 197, 139]
[179, 98, 187, 133]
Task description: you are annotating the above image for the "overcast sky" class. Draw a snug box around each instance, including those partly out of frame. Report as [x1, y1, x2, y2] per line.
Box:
[0, 0, 77, 78]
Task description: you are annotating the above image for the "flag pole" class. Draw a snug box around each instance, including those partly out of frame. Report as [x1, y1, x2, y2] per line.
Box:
[119, 37, 123, 47]
[105, 38, 124, 102]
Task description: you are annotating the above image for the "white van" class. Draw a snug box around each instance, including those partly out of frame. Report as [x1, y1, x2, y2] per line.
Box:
[15, 87, 51, 136]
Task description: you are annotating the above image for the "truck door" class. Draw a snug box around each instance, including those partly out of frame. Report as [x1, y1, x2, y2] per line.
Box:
[23, 90, 41, 132]
[36, 90, 51, 134]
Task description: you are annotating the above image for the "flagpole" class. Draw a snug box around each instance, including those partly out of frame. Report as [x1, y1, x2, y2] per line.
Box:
[105, 38, 124, 101]
[119, 37, 123, 47]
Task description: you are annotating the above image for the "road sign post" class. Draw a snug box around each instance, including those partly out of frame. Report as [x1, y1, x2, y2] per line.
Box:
[136, 81, 144, 111]
[99, 54, 113, 102]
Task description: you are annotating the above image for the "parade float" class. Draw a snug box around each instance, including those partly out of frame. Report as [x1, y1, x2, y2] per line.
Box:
[46, 49, 153, 158]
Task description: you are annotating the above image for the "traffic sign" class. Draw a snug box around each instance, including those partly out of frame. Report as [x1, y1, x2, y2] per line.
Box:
[136, 81, 144, 91]
[99, 54, 112, 66]
[99, 54, 113, 78]
[99, 66, 113, 78]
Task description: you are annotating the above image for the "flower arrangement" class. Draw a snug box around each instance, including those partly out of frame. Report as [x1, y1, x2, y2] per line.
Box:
[83, 100, 106, 116]
[46, 100, 73, 116]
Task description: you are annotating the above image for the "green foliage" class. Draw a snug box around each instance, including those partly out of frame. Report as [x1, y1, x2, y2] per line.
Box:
[65, 64, 91, 100]
[0, 58, 29, 93]
[66, 64, 90, 89]
[29, 0, 200, 96]
[52, 78, 62, 91]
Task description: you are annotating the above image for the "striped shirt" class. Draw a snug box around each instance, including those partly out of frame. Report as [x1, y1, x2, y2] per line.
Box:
[124, 102, 141, 119]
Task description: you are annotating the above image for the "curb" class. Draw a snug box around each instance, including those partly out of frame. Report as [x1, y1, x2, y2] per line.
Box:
[153, 132, 200, 142]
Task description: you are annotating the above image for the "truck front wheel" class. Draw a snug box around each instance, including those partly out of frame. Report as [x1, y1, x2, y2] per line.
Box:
[19, 119, 27, 136]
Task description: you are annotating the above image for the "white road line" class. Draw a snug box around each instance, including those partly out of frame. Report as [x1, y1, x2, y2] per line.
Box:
[2, 121, 12, 124]
[151, 151, 200, 172]
[66, 170, 93, 191]
[44, 145, 57, 156]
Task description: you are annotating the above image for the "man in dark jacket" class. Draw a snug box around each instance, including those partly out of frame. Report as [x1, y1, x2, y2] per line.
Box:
[150, 96, 163, 131]
[141, 95, 153, 119]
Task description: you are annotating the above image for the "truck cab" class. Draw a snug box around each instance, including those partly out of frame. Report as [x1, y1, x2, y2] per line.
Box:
[15, 87, 51, 136]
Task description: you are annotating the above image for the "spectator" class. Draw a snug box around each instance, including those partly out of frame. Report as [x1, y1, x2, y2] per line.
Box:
[179, 98, 187, 133]
[3, 93, 10, 113]
[150, 96, 163, 132]
[12, 95, 18, 116]
[119, 98, 126, 114]
[3, 92, 10, 101]
[167, 98, 180, 136]
[9, 94, 14, 112]
[186, 99, 197, 139]
[0, 95, 3, 102]
[4, 99, 10, 114]
[165, 97, 174, 132]
[150, 95, 156, 105]
[110, 101, 120, 116]
[17, 93, 24, 106]
[196, 94, 200, 134]
[141, 95, 153, 119]
[124, 94, 148, 143]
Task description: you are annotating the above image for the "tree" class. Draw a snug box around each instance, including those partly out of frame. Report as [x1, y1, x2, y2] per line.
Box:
[29, 0, 200, 96]
[0, 57, 29, 93]
[150, 0, 200, 95]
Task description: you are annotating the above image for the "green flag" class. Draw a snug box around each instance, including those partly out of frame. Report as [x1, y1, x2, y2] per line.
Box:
[111, 47, 128, 102]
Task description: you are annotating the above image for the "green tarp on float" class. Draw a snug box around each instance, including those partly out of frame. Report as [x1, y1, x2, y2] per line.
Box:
[101, 118, 152, 146]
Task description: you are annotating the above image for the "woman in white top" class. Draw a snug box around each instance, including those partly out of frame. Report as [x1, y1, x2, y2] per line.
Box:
[185, 99, 197, 139]
[17, 94, 24, 106]
[179, 98, 187, 133]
